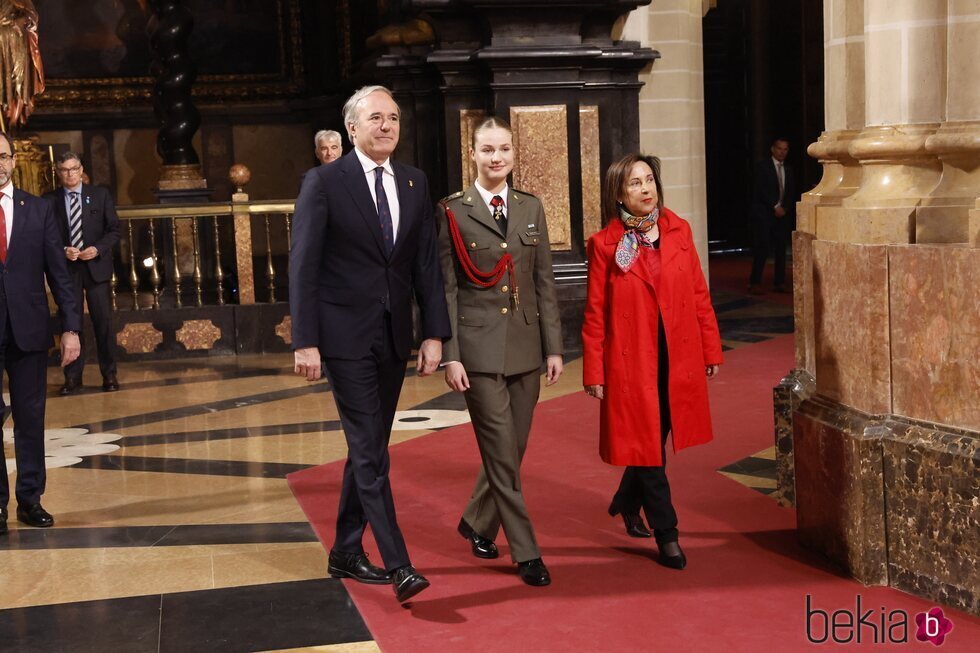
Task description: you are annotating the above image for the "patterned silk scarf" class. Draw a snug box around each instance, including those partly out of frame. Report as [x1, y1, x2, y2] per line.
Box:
[614, 205, 660, 272]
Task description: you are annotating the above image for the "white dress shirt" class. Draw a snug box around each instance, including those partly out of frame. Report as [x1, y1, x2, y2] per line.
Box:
[474, 180, 509, 221]
[354, 147, 400, 244]
[0, 181, 14, 247]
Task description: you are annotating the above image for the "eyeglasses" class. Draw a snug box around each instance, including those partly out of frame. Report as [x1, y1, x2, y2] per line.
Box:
[57, 165, 82, 174]
[0, 154, 14, 163]
[627, 175, 656, 191]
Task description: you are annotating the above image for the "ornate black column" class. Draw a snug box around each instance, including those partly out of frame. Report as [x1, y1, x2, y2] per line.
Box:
[147, 0, 211, 202]
[355, 1, 656, 350]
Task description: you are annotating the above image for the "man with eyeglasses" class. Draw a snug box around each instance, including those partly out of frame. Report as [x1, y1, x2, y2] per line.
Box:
[43, 151, 121, 394]
[0, 132, 81, 534]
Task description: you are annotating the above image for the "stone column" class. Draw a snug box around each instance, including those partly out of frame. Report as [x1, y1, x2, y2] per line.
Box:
[791, 0, 979, 614]
[920, 0, 980, 243]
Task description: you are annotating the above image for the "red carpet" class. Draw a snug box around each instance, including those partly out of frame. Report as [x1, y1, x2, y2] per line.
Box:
[288, 335, 979, 652]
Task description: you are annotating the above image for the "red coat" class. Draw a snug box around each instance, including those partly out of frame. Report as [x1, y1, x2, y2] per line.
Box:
[582, 208, 723, 466]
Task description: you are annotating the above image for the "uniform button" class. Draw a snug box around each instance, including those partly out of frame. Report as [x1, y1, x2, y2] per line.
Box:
[470, 242, 477, 248]
[533, 238, 539, 244]
[501, 285, 508, 292]
[500, 307, 508, 315]
[500, 242, 508, 248]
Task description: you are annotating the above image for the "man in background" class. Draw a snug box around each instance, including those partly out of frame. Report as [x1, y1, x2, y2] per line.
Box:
[314, 129, 343, 165]
[748, 137, 795, 294]
[44, 151, 120, 394]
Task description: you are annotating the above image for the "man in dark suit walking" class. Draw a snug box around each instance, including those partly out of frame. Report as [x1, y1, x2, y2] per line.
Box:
[289, 85, 450, 603]
[44, 152, 120, 394]
[748, 137, 795, 294]
[0, 132, 81, 535]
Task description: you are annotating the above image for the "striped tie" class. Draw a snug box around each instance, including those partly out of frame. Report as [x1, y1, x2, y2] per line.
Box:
[69, 192, 83, 248]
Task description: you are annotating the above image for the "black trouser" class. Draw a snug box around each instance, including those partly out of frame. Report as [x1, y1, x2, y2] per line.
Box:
[0, 312, 49, 508]
[324, 313, 411, 571]
[63, 263, 116, 382]
[749, 217, 788, 287]
[610, 312, 679, 544]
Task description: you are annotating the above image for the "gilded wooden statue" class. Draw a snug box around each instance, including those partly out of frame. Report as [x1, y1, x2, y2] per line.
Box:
[0, 0, 44, 131]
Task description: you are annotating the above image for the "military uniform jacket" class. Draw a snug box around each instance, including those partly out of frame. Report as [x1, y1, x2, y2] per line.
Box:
[437, 185, 563, 376]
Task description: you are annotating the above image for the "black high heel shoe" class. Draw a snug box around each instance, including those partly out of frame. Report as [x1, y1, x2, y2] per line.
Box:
[657, 540, 687, 570]
[608, 500, 652, 538]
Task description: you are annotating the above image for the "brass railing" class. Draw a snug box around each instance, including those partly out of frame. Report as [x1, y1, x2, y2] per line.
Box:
[115, 199, 294, 310]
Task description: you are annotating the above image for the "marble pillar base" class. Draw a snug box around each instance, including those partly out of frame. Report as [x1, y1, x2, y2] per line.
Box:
[794, 396, 888, 585]
[794, 396, 979, 615]
[773, 369, 815, 507]
[881, 419, 979, 616]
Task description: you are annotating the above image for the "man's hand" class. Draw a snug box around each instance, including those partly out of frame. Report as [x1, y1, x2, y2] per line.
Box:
[416, 338, 442, 377]
[64, 246, 80, 261]
[78, 246, 99, 261]
[774, 206, 786, 218]
[545, 355, 563, 386]
[294, 347, 321, 381]
[584, 384, 604, 400]
[60, 332, 81, 367]
[444, 361, 469, 392]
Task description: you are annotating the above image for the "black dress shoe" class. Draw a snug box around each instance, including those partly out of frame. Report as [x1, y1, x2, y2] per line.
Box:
[327, 550, 391, 584]
[517, 558, 551, 586]
[657, 541, 687, 570]
[0, 508, 7, 535]
[17, 504, 54, 528]
[102, 374, 120, 392]
[457, 518, 499, 559]
[392, 565, 429, 603]
[59, 379, 82, 396]
[608, 500, 652, 538]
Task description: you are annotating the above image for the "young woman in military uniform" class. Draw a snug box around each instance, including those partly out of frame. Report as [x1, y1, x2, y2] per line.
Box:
[437, 117, 563, 587]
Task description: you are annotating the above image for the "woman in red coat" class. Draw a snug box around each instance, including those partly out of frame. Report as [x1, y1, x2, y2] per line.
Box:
[582, 153, 723, 569]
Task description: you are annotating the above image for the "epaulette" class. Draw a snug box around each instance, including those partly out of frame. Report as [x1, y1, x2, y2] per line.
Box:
[511, 187, 537, 199]
[441, 190, 465, 203]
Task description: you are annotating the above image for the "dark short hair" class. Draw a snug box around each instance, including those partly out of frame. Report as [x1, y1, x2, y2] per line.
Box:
[56, 151, 83, 166]
[772, 137, 790, 146]
[471, 116, 512, 148]
[0, 131, 14, 155]
[601, 153, 665, 225]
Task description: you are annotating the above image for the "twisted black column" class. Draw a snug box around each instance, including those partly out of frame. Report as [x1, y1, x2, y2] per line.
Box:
[147, 0, 201, 167]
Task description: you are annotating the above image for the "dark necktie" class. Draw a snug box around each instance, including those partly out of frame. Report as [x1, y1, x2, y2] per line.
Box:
[776, 163, 784, 203]
[490, 194, 507, 235]
[69, 191, 84, 248]
[0, 193, 7, 264]
[374, 167, 394, 256]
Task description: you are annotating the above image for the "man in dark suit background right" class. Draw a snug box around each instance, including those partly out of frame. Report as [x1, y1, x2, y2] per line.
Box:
[748, 137, 795, 294]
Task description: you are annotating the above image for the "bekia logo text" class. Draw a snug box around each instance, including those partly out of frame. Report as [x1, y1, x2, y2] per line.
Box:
[806, 595, 954, 646]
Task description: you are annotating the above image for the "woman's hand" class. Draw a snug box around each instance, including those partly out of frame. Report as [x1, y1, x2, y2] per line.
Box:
[584, 384, 604, 400]
[545, 355, 563, 386]
[444, 361, 470, 392]
[706, 365, 720, 379]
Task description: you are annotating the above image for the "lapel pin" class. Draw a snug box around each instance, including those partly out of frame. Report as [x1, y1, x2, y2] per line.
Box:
[408, 180, 414, 187]
[19, 200, 25, 205]
[528, 223, 535, 228]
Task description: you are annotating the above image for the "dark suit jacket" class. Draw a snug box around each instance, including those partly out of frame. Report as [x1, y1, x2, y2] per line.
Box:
[288, 150, 451, 360]
[44, 184, 121, 283]
[0, 188, 81, 351]
[750, 158, 796, 224]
